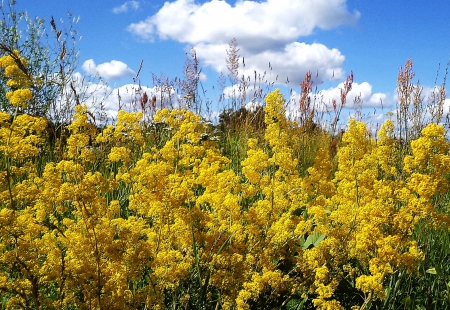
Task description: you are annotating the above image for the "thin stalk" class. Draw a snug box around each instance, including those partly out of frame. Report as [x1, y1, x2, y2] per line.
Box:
[4, 104, 20, 210]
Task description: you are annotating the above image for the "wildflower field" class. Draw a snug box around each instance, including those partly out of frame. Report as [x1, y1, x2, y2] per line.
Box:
[2, 4, 450, 310]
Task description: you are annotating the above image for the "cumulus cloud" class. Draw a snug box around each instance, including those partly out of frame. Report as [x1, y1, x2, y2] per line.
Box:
[101, 84, 177, 118]
[126, 0, 360, 85]
[199, 72, 207, 82]
[443, 98, 450, 115]
[219, 79, 391, 124]
[113, 1, 140, 14]
[396, 85, 450, 124]
[127, 0, 359, 48]
[82, 59, 135, 81]
[195, 41, 345, 85]
[221, 84, 266, 109]
[69, 76, 182, 120]
[318, 81, 389, 110]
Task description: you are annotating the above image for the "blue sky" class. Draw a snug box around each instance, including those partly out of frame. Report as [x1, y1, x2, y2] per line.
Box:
[13, 0, 450, 123]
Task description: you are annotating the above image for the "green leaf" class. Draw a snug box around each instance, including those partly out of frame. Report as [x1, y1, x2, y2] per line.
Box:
[217, 232, 235, 255]
[292, 206, 306, 217]
[302, 232, 326, 249]
[286, 298, 307, 310]
[426, 267, 437, 275]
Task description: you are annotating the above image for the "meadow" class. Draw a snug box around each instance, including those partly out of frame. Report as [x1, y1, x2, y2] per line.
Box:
[1, 4, 450, 310]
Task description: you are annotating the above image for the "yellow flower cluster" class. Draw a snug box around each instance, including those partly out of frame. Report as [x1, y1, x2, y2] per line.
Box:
[0, 50, 32, 108]
[1, 81, 449, 309]
[0, 113, 47, 161]
[0, 51, 47, 212]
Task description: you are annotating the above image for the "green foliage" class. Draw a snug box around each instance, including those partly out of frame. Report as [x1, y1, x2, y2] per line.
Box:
[0, 0, 81, 120]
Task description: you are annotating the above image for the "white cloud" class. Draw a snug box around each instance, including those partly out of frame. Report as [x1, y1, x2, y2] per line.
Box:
[68, 79, 182, 120]
[318, 81, 390, 110]
[219, 80, 391, 123]
[102, 84, 182, 119]
[195, 41, 345, 86]
[113, 1, 140, 14]
[199, 72, 207, 82]
[82, 59, 135, 81]
[443, 98, 450, 115]
[222, 84, 261, 102]
[127, 0, 359, 48]
[126, 0, 359, 85]
[65, 72, 183, 120]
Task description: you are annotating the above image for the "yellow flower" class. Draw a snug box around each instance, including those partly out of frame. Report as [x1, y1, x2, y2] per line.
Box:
[6, 89, 32, 108]
[108, 146, 131, 164]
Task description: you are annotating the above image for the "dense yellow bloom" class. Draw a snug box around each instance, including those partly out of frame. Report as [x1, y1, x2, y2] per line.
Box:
[0, 114, 47, 161]
[96, 124, 114, 143]
[65, 105, 97, 161]
[108, 146, 131, 163]
[0, 50, 31, 89]
[1, 84, 450, 309]
[6, 89, 32, 108]
[376, 119, 398, 177]
[114, 110, 144, 145]
[0, 50, 33, 109]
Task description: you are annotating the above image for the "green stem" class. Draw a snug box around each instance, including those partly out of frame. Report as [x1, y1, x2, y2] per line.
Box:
[4, 104, 20, 210]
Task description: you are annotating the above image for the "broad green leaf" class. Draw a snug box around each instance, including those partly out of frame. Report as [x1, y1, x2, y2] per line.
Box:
[302, 232, 326, 249]
[426, 267, 437, 275]
[291, 206, 306, 217]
